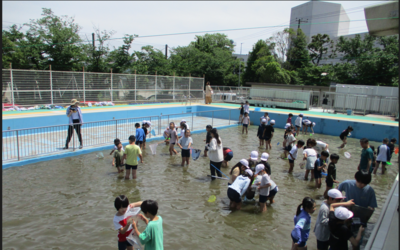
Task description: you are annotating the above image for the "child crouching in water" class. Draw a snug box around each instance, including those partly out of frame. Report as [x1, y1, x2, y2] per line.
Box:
[132, 200, 164, 250]
[177, 129, 193, 166]
[291, 197, 316, 250]
[112, 142, 125, 173]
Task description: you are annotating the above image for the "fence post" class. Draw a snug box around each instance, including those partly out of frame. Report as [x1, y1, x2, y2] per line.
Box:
[10, 63, 15, 108]
[115, 119, 118, 139]
[159, 115, 161, 135]
[150, 117, 152, 137]
[188, 73, 191, 104]
[16, 130, 20, 161]
[378, 96, 382, 114]
[50, 65, 53, 104]
[110, 68, 113, 102]
[83, 67, 86, 103]
[191, 112, 194, 131]
[343, 94, 347, 113]
[212, 111, 214, 127]
[155, 71, 157, 102]
[173, 72, 175, 101]
[134, 70, 137, 102]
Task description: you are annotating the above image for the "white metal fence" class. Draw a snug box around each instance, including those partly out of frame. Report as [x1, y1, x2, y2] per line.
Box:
[2, 69, 205, 107]
[210, 85, 251, 103]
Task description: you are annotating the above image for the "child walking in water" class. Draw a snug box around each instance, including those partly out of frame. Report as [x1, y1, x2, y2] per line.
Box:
[112, 142, 125, 173]
[339, 126, 353, 148]
[324, 153, 340, 199]
[314, 150, 329, 189]
[203, 125, 212, 157]
[110, 138, 122, 155]
[238, 103, 244, 124]
[294, 114, 303, 136]
[242, 112, 250, 134]
[177, 129, 193, 166]
[287, 113, 293, 124]
[303, 139, 318, 181]
[257, 119, 267, 147]
[291, 197, 317, 250]
[168, 122, 178, 156]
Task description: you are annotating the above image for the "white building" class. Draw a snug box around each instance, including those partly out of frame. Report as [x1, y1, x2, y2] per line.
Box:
[289, 0, 349, 40]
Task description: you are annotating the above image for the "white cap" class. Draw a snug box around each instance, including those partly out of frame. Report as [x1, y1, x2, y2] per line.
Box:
[328, 189, 346, 199]
[240, 159, 249, 168]
[285, 123, 291, 129]
[250, 151, 259, 161]
[299, 113, 304, 116]
[334, 207, 354, 220]
[270, 120, 275, 124]
[245, 169, 253, 177]
[261, 119, 267, 123]
[255, 164, 265, 175]
[260, 152, 269, 161]
[181, 119, 186, 122]
[312, 122, 316, 127]
[146, 121, 152, 126]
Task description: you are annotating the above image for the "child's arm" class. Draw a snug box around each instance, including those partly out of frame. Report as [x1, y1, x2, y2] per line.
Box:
[177, 138, 182, 149]
[129, 201, 143, 208]
[139, 153, 143, 163]
[329, 199, 355, 211]
[270, 131, 274, 139]
[119, 217, 134, 235]
[188, 138, 192, 148]
[110, 149, 115, 155]
[131, 220, 141, 238]
[257, 183, 271, 190]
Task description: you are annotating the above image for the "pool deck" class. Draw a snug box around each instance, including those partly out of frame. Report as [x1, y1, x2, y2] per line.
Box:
[364, 174, 398, 250]
[2, 102, 398, 126]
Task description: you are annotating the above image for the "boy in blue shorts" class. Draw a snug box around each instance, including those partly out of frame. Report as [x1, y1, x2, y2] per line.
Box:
[135, 123, 145, 150]
[314, 150, 329, 189]
[132, 200, 164, 250]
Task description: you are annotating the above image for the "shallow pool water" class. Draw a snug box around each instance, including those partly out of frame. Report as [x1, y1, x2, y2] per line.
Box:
[3, 126, 398, 250]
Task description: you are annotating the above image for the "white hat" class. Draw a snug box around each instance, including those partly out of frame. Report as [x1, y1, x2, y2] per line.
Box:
[146, 121, 152, 126]
[239, 159, 249, 168]
[312, 122, 316, 127]
[334, 207, 354, 220]
[260, 152, 269, 161]
[250, 151, 259, 161]
[270, 120, 275, 124]
[328, 189, 346, 199]
[181, 119, 186, 122]
[245, 169, 253, 177]
[261, 119, 267, 123]
[285, 123, 291, 129]
[255, 164, 265, 175]
[299, 113, 304, 116]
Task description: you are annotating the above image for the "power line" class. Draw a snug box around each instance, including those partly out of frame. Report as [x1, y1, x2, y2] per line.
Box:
[2, 17, 397, 49]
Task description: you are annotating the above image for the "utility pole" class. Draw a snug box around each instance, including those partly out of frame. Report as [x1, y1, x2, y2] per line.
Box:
[238, 43, 243, 87]
[295, 18, 308, 31]
[92, 33, 95, 48]
[165, 44, 168, 59]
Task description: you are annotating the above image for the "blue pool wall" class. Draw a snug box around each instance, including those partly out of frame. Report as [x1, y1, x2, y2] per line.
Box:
[3, 105, 398, 143]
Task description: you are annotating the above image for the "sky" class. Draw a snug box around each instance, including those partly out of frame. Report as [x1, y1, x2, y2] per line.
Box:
[2, 1, 387, 55]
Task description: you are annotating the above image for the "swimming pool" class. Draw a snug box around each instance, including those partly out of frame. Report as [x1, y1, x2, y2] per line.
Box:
[2, 126, 398, 250]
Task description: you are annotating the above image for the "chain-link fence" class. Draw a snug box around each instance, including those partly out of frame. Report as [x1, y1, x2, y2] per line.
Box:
[2, 69, 205, 107]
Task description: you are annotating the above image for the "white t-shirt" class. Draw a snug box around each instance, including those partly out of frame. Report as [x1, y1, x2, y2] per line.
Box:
[303, 119, 311, 125]
[303, 148, 317, 157]
[113, 145, 125, 152]
[71, 111, 80, 120]
[242, 116, 250, 125]
[315, 141, 327, 153]
[269, 179, 277, 190]
[260, 116, 270, 124]
[287, 134, 296, 147]
[259, 174, 271, 196]
[243, 104, 250, 114]
[295, 117, 303, 127]
[376, 144, 389, 162]
[180, 129, 186, 137]
[288, 145, 299, 160]
[113, 212, 133, 241]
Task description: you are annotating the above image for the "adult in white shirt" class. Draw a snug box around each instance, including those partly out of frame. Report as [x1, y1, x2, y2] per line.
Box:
[243, 101, 250, 114]
[205, 81, 213, 104]
[206, 128, 224, 180]
[227, 169, 253, 210]
[64, 99, 84, 149]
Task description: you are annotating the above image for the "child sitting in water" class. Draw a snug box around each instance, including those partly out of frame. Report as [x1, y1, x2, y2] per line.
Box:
[339, 126, 353, 149]
[110, 138, 123, 155]
[113, 195, 143, 250]
[112, 142, 125, 173]
[132, 200, 164, 250]
[314, 150, 329, 189]
[177, 129, 193, 166]
[257, 119, 267, 147]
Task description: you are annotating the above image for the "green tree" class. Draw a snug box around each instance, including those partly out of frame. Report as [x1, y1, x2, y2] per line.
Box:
[23, 8, 86, 71]
[131, 45, 171, 75]
[242, 40, 270, 84]
[286, 28, 311, 70]
[307, 34, 334, 66]
[2, 25, 31, 69]
[107, 34, 137, 74]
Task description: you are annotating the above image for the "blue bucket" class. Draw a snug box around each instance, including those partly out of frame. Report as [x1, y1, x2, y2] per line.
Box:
[255, 107, 261, 111]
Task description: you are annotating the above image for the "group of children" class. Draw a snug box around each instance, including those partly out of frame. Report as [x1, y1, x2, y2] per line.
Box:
[109, 108, 397, 250]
